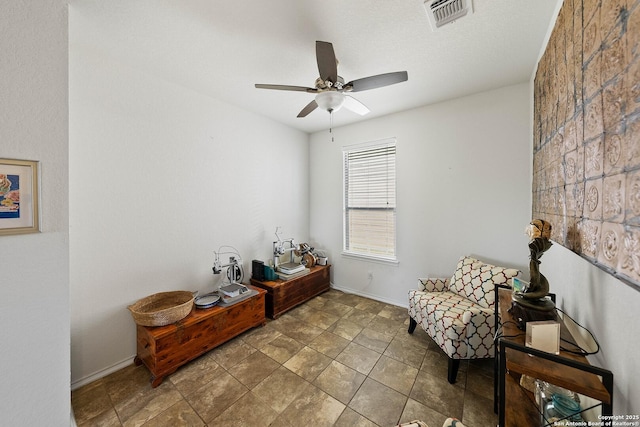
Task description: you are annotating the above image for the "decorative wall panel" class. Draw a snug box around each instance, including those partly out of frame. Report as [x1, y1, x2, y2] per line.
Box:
[532, 0, 640, 289]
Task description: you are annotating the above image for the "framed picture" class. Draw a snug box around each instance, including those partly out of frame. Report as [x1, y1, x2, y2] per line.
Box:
[0, 159, 40, 236]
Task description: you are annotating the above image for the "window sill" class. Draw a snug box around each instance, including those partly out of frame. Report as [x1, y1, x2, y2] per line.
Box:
[341, 251, 399, 266]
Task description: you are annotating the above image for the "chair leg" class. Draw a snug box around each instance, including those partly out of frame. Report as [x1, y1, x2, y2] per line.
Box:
[447, 358, 460, 384]
[408, 317, 417, 334]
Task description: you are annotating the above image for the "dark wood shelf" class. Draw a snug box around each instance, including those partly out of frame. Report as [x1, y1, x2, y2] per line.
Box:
[496, 288, 613, 426]
[505, 348, 611, 404]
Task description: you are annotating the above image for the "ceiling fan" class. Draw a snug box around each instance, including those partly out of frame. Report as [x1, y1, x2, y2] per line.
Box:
[255, 41, 408, 118]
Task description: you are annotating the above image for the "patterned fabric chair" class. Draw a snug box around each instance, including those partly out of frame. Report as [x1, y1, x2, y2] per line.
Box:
[396, 421, 429, 427]
[408, 256, 519, 383]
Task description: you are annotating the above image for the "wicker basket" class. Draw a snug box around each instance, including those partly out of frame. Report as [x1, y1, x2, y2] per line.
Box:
[128, 291, 194, 327]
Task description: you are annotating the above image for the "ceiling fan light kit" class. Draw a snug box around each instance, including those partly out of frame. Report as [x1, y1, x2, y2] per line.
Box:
[315, 91, 344, 113]
[255, 41, 408, 120]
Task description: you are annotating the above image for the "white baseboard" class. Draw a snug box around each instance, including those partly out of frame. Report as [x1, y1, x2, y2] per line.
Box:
[71, 356, 136, 391]
[330, 282, 408, 309]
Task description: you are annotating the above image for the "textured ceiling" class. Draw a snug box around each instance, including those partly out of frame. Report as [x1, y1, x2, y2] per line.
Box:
[70, 0, 561, 134]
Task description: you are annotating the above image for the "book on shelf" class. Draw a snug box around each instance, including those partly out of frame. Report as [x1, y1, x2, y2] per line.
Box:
[277, 268, 311, 281]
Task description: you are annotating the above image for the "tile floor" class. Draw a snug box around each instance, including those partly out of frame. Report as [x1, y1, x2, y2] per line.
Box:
[72, 289, 498, 427]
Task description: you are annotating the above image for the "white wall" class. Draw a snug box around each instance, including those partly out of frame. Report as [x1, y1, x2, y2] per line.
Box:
[69, 39, 309, 385]
[309, 83, 533, 306]
[0, 1, 71, 425]
[543, 245, 639, 414]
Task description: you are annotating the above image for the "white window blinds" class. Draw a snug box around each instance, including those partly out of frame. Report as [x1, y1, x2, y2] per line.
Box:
[343, 139, 396, 260]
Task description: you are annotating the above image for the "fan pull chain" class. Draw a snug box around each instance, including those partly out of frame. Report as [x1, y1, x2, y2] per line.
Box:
[329, 111, 334, 142]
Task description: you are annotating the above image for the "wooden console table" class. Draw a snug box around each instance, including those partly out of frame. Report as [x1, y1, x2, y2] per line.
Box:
[250, 264, 331, 318]
[134, 285, 266, 387]
[495, 287, 613, 426]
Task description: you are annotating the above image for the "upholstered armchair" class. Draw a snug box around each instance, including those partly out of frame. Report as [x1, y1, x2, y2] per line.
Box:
[408, 256, 519, 383]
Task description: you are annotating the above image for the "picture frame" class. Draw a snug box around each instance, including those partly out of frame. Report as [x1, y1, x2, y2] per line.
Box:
[0, 158, 40, 236]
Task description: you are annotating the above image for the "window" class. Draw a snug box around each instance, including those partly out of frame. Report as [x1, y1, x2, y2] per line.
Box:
[343, 138, 396, 261]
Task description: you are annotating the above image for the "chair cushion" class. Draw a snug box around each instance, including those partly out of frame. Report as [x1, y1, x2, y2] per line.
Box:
[449, 256, 519, 309]
[448, 256, 483, 295]
[423, 291, 476, 339]
[410, 291, 473, 334]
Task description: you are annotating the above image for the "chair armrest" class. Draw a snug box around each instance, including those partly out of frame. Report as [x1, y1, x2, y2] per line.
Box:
[417, 278, 449, 292]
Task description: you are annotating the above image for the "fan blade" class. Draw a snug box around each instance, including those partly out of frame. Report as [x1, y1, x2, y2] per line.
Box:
[316, 41, 338, 84]
[297, 100, 318, 118]
[255, 84, 317, 93]
[346, 71, 408, 92]
[343, 95, 370, 116]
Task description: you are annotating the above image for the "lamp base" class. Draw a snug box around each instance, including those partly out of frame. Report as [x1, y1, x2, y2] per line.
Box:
[508, 295, 557, 330]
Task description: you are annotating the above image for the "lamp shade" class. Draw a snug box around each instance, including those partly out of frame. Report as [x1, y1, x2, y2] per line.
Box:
[315, 91, 344, 112]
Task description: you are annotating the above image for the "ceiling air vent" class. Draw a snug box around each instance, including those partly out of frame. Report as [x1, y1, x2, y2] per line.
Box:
[424, 0, 473, 30]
